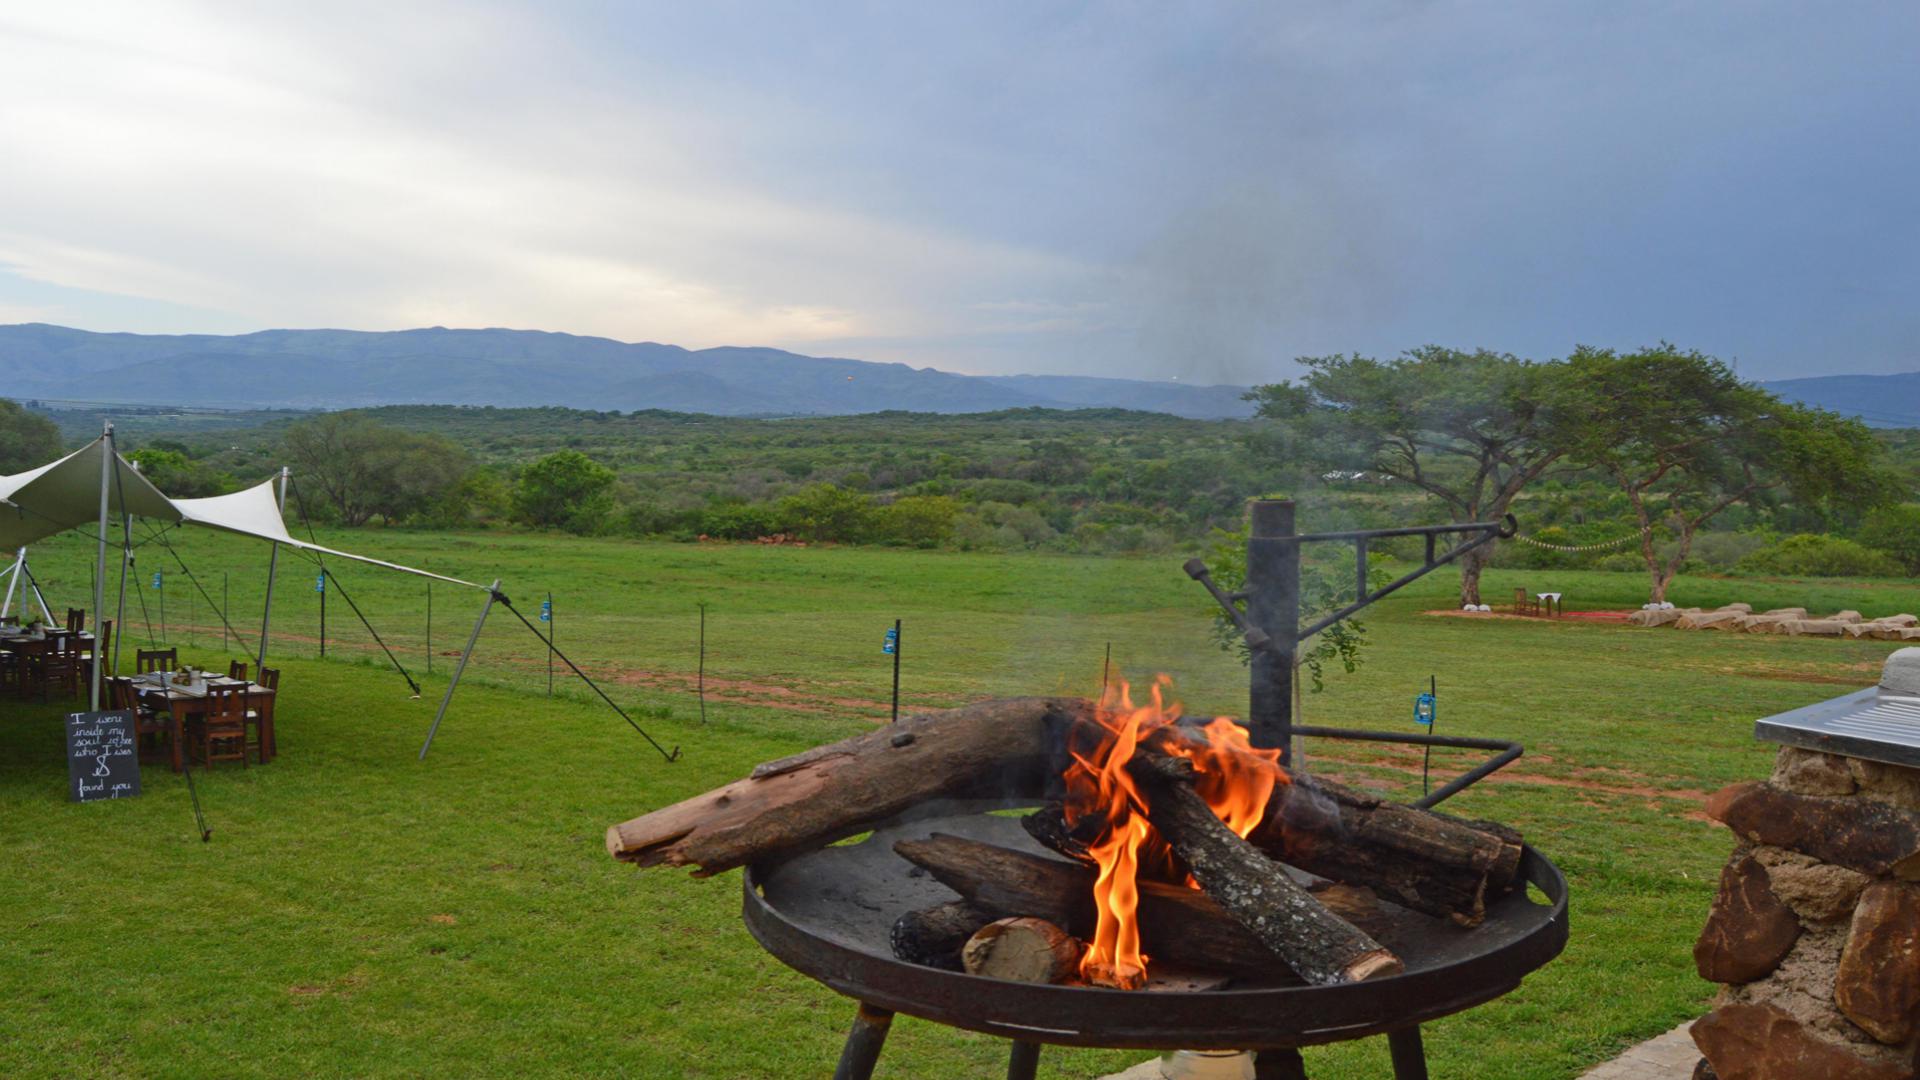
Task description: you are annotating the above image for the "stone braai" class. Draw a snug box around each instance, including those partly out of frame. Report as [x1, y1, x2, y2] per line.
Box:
[1691, 648, 1920, 1078]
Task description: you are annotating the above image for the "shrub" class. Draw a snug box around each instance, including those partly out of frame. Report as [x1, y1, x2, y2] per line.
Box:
[874, 495, 959, 547]
[1736, 534, 1903, 578]
[699, 502, 782, 540]
[775, 483, 874, 542]
[512, 450, 616, 534]
[1593, 552, 1644, 573]
[1861, 505, 1920, 576]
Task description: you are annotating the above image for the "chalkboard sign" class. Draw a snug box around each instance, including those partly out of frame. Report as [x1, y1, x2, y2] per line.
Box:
[66, 710, 140, 802]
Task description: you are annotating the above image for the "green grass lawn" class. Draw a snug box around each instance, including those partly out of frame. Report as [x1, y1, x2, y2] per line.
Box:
[3, 528, 1915, 1078]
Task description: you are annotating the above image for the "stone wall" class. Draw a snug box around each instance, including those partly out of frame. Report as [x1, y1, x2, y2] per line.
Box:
[1691, 747, 1920, 1078]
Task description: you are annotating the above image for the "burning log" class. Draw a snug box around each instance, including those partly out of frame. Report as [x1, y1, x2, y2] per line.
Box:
[893, 833, 1385, 978]
[1130, 752, 1404, 985]
[889, 900, 995, 971]
[961, 917, 1083, 983]
[1025, 775, 1523, 928]
[1250, 774, 1524, 926]
[605, 697, 1088, 874]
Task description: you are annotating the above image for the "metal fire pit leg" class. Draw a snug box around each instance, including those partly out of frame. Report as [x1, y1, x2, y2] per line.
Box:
[1006, 1040, 1041, 1080]
[1253, 1048, 1308, 1078]
[1386, 1027, 1428, 1080]
[833, 1003, 894, 1080]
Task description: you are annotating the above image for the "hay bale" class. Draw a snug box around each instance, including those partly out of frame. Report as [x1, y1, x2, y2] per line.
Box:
[1737, 615, 1795, 633]
[1784, 620, 1847, 637]
[1717, 602, 1755, 613]
[1847, 622, 1897, 639]
[1884, 614, 1919, 627]
[1830, 610, 1864, 624]
[1629, 607, 1697, 628]
[1759, 607, 1809, 618]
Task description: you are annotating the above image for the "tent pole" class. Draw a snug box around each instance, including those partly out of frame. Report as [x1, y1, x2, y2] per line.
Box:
[1, 547, 22, 618]
[91, 424, 111, 711]
[113, 515, 130, 677]
[418, 579, 499, 761]
[24, 560, 53, 625]
[255, 466, 289, 671]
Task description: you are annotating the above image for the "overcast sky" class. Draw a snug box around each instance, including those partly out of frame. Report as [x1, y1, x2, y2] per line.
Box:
[1, 2, 1915, 383]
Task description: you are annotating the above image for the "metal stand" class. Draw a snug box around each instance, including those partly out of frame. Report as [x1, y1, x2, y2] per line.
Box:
[833, 1003, 893, 1080]
[256, 466, 290, 671]
[1386, 1028, 1428, 1079]
[1006, 1040, 1041, 1080]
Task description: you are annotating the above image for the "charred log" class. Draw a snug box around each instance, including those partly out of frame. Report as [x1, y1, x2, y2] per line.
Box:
[1250, 772, 1524, 927]
[1130, 752, 1403, 985]
[889, 900, 996, 971]
[892, 833, 1385, 979]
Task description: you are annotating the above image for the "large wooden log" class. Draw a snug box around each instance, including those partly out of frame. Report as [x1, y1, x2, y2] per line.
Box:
[892, 833, 1386, 978]
[1131, 754, 1403, 985]
[605, 697, 1087, 874]
[1250, 773, 1524, 926]
[961, 917, 1083, 983]
[1024, 768, 1523, 928]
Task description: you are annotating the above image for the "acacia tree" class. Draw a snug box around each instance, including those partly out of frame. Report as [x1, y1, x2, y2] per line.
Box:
[1561, 344, 1893, 602]
[282, 413, 472, 525]
[1246, 347, 1574, 605]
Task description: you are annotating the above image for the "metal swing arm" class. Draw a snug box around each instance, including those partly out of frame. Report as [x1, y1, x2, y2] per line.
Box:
[1188, 515, 1515, 654]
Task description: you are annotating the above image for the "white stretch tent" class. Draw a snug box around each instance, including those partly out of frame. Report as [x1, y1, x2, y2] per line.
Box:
[2, 429, 491, 725]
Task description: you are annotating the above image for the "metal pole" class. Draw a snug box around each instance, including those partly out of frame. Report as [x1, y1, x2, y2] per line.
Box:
[91, 425, 111, 710]
[545, 590, 553, 697]
[113, 515, 130, 676]
[1247, 499, 1299, 761]
[890, 618, 902, 724]
[256, 466, 288, 670]
[158, 571, 165, 644]
[697, 602, 707, 723]
[222, 572, 228, 650]
[25, 560, 54, 625]
[418, 580, 500, 760]
[318, 572, 326, 657]
[426, 581, 432, 673]
[1, 547, 22, 618]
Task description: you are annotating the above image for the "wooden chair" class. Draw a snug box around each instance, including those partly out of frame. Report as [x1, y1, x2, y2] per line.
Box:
[1513, 587, 1540, 617]
[228, 660, 248, 681]
[109, 677, 171, 764]
[246, 667, 280, 762]
[136, 648, 178, 675]
[34, 633, 81, 701]
[65, 608, 84, 633]
[193, 684, 249, 767]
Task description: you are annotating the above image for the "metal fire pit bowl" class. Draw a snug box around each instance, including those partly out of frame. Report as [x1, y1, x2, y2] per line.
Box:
[743, 799, 1567, 1079]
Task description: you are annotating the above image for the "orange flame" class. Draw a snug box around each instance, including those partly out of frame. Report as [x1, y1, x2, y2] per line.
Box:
[1063, 675, 1286, 989]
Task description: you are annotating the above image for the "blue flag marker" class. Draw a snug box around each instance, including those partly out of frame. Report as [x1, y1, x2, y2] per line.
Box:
[539, 600, 552, 623]
[315, 572, 326, 593]
[882, 626, 898, 655]
[151, 571, 162, 589]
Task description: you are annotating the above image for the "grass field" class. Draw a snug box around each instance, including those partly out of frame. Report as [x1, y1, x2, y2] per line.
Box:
[3, 526, 1914, 1078]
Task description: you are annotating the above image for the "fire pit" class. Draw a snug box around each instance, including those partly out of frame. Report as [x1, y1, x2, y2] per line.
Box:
[743, 796, 1566, 1078]
[608, 502, 1569, 1078]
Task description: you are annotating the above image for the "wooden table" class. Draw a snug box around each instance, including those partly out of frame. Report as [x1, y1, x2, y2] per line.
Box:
[126, 674, 276, 772]
[1, 631, 93, 695]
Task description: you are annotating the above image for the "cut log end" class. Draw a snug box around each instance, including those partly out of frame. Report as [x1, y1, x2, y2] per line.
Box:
[961, 917, 1083, 984]
[1344, 949, 1405, 982]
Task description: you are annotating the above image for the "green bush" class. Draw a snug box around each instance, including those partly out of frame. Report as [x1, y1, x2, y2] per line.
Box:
[1736, 534, 1903, 578]
[1593, 552, 1644, 573]
[775, 484, 875, 543]
[874, 495, 959, 547]
[1861, 505, 1920, 576]
[512, 450, 616, 534]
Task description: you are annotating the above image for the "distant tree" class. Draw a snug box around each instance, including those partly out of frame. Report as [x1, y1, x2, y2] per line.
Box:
[126, 448, 236, 499]
[282, 412, 473, 526]
[776, 484, 875, 542]
[1561, 344, 1894, 602]
[1245, 347, 1574, 605]
[513, 450, 616, 534]
[876, 495, 959, 547]
[0, 400, 62, 473]
[1859, 504, 1920, 576]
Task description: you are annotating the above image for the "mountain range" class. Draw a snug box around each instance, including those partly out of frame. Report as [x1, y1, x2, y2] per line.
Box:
[0, 324, 1254, 419]
[1, 324, 1911, 426]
